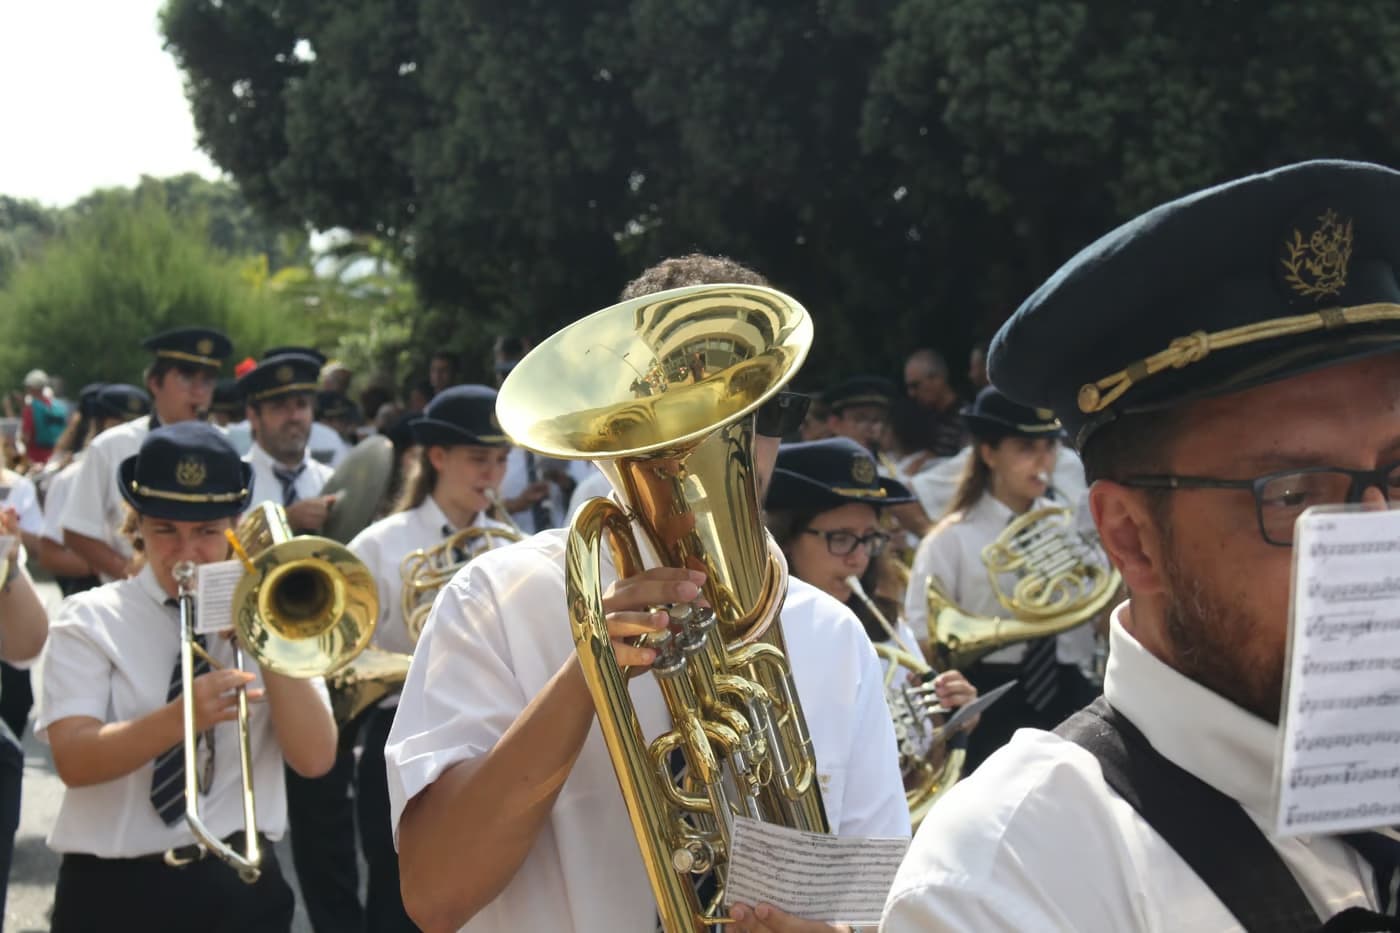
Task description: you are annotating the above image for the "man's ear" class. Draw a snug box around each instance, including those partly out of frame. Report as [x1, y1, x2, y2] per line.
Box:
[1090, 480, 1169, 596]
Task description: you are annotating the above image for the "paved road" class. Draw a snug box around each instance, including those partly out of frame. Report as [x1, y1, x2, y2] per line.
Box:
[5, 578, 318, 933]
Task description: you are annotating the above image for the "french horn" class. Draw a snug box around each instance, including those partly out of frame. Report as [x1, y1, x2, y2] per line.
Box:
[497, 283, 827, 933]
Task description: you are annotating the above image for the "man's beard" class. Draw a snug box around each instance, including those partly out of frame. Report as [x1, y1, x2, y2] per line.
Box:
[1160, 539, 1285, 723]
[264, 425, 309, 464]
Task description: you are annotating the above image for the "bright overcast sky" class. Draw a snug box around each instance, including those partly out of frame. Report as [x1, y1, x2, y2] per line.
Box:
[0, 0, 219, 207]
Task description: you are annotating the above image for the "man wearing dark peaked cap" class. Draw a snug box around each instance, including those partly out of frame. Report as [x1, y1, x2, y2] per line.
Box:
[883, 161, 1400, 932]
[60, 326, 230, 582]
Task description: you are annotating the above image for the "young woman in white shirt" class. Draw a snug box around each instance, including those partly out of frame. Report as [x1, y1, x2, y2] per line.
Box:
[37, 421, 337, 933]
[905, 386, 1096, 772]
[348, 383, 513, 933]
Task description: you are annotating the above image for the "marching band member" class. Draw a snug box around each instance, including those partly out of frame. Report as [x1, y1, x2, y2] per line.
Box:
[386, 257, 908, 933]
[347, 384, 513, 932]
[37, 422, 335, 933]
[823, 378, 932, 542]
[884, 159, 1400, 931]
[236, 350, 353, 933]
[903, 386, 1096, 772]
[60, 327, 230, 582]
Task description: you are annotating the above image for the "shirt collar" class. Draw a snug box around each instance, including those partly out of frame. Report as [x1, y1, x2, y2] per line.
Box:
[1104, 601, 1280, 816]
[249, 442, 310, 474]
[134, 563, 174, 609]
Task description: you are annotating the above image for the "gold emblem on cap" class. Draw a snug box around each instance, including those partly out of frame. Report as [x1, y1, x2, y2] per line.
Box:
[275, 365, 294, 383]
[175, 456, 207, 489]
[851, 455, 877, 486]
[196, 338, 214, 356]
[1035, 408, 1055, 421]
[1282, 209, 1353, 300]
[127, 396, 142, 413]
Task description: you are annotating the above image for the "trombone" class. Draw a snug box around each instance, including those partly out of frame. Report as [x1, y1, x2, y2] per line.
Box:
[164, 502, 379, 881]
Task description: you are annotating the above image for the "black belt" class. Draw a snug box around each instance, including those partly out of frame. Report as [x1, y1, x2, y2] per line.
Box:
[69, 832, 272, 868]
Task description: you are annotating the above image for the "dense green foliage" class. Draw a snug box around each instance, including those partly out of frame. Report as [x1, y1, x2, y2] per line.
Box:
[0, 191, 306, 392]
[160, 0, 1400, 384]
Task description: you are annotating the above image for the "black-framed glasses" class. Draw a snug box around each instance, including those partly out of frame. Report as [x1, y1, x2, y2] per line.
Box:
[1122, 461, 1400, 547]
[803, 527, 892, 557]
[756, 391, 812, 438]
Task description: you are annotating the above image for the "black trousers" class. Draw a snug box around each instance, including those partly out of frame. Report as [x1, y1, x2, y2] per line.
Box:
[50, 839, 294, 933]
[0, 739, 20, 923]
[963, 653, 1100, 773]
[357, 706, 420, 932]
[285, 733, 364, 933]
[0, 661, 32, 741]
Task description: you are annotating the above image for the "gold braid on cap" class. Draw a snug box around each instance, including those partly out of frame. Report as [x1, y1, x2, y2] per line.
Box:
[1077, 302, 1400, 414]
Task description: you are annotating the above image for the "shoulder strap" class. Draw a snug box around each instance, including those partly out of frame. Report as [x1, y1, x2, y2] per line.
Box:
[1056, 697, 1320, 932]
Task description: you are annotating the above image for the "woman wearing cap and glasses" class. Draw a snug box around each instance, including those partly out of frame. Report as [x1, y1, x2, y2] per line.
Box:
[36, 422, 337, 932]
[904, 386, 1097, 773]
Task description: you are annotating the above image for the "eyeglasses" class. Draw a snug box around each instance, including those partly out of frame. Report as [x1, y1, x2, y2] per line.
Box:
[756, 392, 812, 438]
[1122, 461, 1400, 547]
[802, 527, 892, 557]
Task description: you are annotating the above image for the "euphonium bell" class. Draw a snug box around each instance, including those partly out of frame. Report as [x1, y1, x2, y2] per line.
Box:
[497, 283, 826, 933]
[929, 505, 1121, 671]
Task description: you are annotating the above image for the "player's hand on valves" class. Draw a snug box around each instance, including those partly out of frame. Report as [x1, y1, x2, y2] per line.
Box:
[599, 568, 706, 672]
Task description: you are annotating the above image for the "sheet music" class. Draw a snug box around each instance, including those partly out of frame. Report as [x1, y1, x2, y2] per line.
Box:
[1275, 507, 1400, 836]
[194, 560, 243, 635]
[724, 817, 908, 925]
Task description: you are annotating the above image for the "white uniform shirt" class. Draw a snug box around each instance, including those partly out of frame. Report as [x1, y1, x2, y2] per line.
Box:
[35, 565, 331, 857]
[385, 529, 910, 933]
[309, 422, 350, 468]
[910, 446, 1088, 524]
[881, 603, 1375, 931]
[40, 460, 82, 546]
[2, 471, 43, 536]
[499, 447, 567, 533]
[348, 498, 513, 657]
[566, 466, 612, 520]
[242, 443, 334, 513]
[59, 416, 151, 571]
[224, 420, 253, 457]
[905, 492, 1094, 665]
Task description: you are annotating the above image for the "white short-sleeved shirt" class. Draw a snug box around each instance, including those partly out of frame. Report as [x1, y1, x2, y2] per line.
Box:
[242, 443, 334, 513]
[59, 416, 151, 569]
[910, 447, 1088, 526]
[40, 460, 82, 546]
[35, 565, 331, 857]
[385, 529, 910, 933]
[881, 603, 1375, 932]
[2, 471, 43, 536]
[348, 498, 513, 657]
[499, 447, 567, 533]
[905, 493, 1094, 665]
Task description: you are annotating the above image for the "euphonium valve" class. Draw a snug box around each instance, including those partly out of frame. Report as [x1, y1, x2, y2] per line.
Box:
[498, 283, 825, 933]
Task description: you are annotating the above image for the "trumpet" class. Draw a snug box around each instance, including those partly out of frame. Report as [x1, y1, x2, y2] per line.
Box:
[164, 503, 379, 880]
[845, 575, 965, 826]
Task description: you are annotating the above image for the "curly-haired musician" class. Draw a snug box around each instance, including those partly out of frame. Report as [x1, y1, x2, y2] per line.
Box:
[884, 160, 1400, 931]
[36, 421, 337, 932]
[386, 257, 909, 933]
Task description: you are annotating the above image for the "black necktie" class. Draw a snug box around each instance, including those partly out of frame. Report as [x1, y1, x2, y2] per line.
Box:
[150, 599, 210, 825]
[524, 451, 552, 531]
[1344, 831, 1400, 917]
[273, 464, 305, 507]
[442, 524, 468, 563]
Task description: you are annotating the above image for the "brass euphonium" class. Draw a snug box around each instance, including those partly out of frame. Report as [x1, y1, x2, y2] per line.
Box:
[845, 575, 964, 828]
[928, 504, 1121, 671]
[166, 502, 380, 880]
[497, 284, 826, 933]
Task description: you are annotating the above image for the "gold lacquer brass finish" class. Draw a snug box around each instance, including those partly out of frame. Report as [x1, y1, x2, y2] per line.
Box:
[930, 505, 1121, 671]
[845, 576, 964, 828]
[399, 523, 523, 645]
[498, 284, 826, 933]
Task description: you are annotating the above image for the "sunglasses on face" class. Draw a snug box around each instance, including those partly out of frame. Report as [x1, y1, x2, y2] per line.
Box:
[756, 392, 812, 438]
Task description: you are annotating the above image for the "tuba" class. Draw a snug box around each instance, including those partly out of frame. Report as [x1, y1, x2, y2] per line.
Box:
[497, 284, 827, 933]
[928, 505, 1120, 671]
[845, 575, 964, 827]
[166, 502, 379, 881]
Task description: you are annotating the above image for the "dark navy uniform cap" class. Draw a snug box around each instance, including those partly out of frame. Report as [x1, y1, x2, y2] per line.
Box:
[823, 376, 896, 413]
[210, 378, 243, 416]
[118, 422, 253, 521]
[77, 383, 107, 418]
[262, 345, 328, 367]
[990, 160, 1400, 448]
[316, 391, 358, 421]
[94, 384, 151, 421]
[962, 386, 1061, 440]
[236, 353, 321, 404]
[412, 385, 509, 447]
[141, 327, 231, 370]
[766, 437, 914, 512]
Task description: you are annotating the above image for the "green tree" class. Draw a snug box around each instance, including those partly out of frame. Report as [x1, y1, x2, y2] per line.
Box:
[0, 192, 307, 392]
[162, 0, 1400, 383]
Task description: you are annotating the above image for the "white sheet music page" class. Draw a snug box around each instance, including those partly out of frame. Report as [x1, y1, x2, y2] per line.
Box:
[723, 817, 909, 925]
[1275, 506, 1400, 836]
[194, 560, 243, 635]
